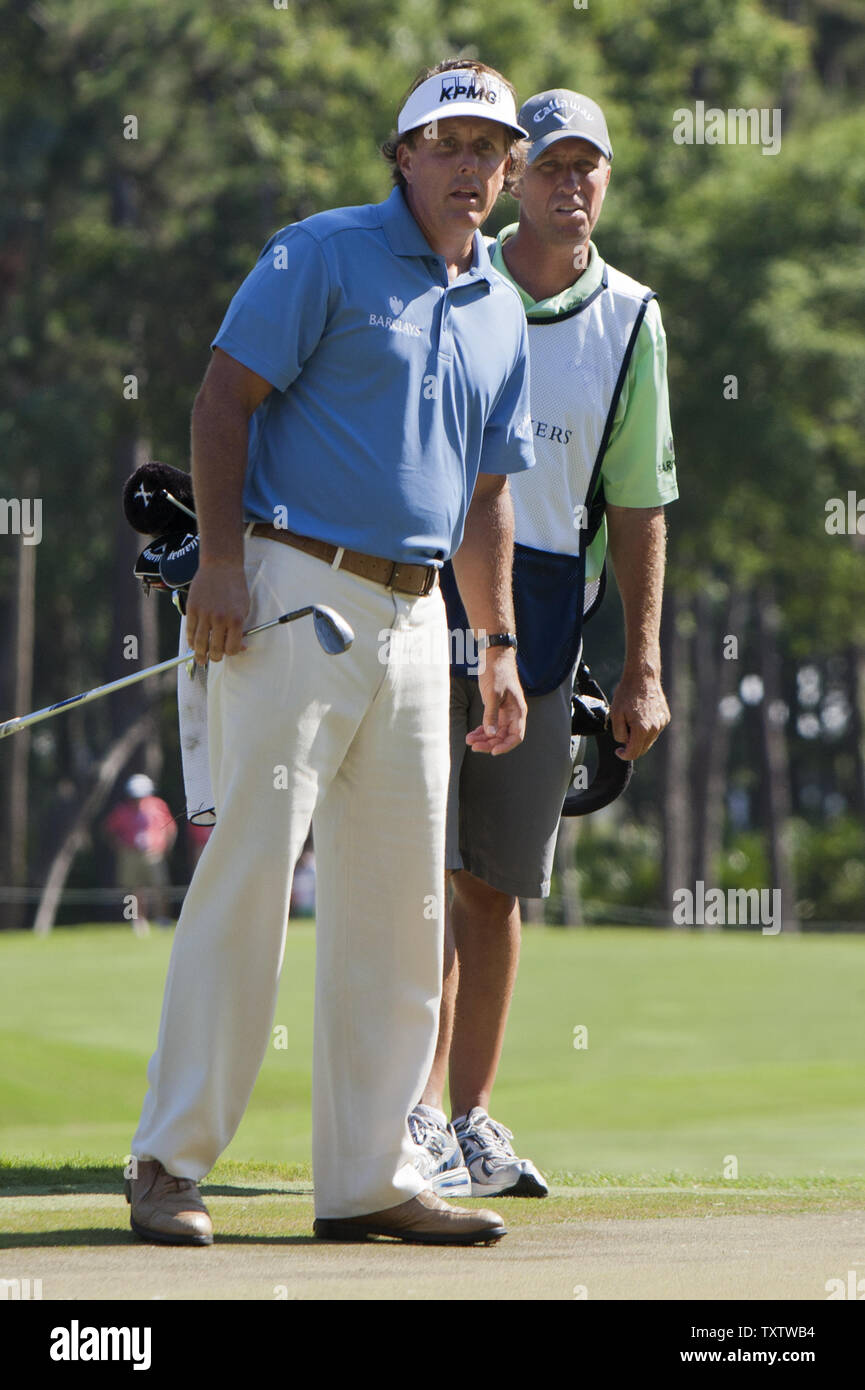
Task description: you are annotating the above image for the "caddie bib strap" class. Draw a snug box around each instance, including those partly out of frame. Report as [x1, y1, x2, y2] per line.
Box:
[581, 285, 656, 624]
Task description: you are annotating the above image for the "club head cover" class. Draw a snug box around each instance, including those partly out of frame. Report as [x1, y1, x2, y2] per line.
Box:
[561, 662, 634, 817]
[159, 531, 200, 590]
[133, 535, 173, 589]
[124, 461, 196, 535]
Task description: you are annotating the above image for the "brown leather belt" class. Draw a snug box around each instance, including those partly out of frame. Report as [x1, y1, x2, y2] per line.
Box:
[250, 523, 438, 597]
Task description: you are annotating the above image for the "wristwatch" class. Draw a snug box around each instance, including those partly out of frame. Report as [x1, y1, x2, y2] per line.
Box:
[480, 632, 518, 653]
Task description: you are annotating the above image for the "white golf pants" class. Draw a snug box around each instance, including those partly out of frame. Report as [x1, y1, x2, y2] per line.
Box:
[132, 535, 450, 1217]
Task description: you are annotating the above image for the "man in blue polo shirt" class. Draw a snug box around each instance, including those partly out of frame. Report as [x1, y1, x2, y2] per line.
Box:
[125, 59, 534, 1249]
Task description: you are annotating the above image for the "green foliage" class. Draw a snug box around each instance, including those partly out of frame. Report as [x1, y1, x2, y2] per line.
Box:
[789, 814, 865, 923]
[567, 813, 663, 913]
[719, 831, 772, 892]
[2, 0, 864, 914]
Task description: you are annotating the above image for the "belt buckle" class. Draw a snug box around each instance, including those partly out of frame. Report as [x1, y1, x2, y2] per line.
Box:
[387, 561, 435, 595]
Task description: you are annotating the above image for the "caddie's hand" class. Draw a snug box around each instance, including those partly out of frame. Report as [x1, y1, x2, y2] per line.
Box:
[466, 649, 527, 756]
[185, 563, 250, 666]
[610, 668, 670, 760]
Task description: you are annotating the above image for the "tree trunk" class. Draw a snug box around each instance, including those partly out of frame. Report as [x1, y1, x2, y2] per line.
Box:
[847, 644, 865, 823]
[703, 587, 748, 891]
[692, 584, 748, 897]
[33, 706, 157, 935]
[661, 591, 693, 924]
[690, 586, 716, 890]
[756, 585, 798, 934]
[108, 169, 162, 791]
[553, 817, 582, 926]
[0, 483, 37, 929]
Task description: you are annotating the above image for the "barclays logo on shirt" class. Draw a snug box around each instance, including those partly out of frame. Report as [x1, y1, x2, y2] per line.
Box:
[369, 297, 423, 337]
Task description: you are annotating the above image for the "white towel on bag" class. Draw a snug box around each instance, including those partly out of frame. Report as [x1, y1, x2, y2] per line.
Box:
[177, 619, 216, 825]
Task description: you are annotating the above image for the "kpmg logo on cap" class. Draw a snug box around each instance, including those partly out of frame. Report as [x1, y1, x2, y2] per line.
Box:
[440, 73, 499, 105]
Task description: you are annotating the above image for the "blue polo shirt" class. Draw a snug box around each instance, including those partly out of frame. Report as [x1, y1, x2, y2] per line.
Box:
[212, 187, 535, 564]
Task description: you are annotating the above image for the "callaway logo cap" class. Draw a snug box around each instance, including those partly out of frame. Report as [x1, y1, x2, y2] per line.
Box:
[519, 89, 612, 162]
[398, 69, 529, 139]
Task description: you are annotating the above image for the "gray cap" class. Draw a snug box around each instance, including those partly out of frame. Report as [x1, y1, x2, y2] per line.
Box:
[518, 89, 612, 163]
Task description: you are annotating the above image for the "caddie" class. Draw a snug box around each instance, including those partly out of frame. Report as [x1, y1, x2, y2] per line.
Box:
[410, 90, 679, 1198]
[125, 58, 534, 1248]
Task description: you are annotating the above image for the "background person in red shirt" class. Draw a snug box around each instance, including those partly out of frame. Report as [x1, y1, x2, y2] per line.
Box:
[105, 774, 177, 932]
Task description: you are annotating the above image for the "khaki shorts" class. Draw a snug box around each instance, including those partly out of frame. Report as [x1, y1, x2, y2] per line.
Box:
[445, 668, 575, 898]
[115, 848, 169, 891]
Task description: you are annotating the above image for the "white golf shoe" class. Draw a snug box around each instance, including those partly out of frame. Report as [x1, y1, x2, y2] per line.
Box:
[452, 1107, 549, 1198]
[408, 1104, 473, 1199]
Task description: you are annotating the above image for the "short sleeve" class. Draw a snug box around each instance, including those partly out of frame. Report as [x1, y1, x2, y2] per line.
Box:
[601, 299, 678, 507]
[478, 314, 536, 476]
[211, 226, 331, 393]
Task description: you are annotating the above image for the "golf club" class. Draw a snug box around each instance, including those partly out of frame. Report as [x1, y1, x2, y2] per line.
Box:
[161, 489, 198, 524]
[560, 661, 633, 816]
[0, 604, 354, 741]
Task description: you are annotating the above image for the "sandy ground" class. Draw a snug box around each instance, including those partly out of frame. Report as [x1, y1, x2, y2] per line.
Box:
[3, 1191, 864, 1300]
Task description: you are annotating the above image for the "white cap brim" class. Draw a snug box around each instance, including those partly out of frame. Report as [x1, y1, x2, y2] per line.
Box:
[398, 70, 528, 138]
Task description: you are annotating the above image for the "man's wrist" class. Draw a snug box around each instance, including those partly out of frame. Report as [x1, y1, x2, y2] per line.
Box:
[622, 654, 661, 681]
[478, 632, 518, 653]
[197, 551, 246, 570]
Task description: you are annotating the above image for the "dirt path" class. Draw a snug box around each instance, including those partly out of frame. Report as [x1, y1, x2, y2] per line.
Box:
[3, 1191, 863, 1300]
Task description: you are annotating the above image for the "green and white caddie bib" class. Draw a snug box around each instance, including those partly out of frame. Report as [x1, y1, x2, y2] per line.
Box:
[443, 234, 677, 693]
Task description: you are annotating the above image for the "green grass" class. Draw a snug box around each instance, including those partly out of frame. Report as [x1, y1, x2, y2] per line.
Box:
[2, 1159, 863, 1242]
[1, 924, 864, 1180]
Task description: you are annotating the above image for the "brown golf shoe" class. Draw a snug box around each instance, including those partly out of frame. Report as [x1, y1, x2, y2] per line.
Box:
[313, 1188, 506, 1246]
[125, 1159, 213, 1246]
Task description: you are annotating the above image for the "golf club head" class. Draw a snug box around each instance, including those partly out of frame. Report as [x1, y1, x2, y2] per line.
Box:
[561, 728, 633, 816]
[560, 659, 634, 816]
[312, 605, 354, 654]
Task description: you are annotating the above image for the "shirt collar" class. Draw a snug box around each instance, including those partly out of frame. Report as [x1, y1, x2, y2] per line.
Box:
[379, 187, 495, 285]
[491, 224, 605, 314]
[468, 230, 496, 285]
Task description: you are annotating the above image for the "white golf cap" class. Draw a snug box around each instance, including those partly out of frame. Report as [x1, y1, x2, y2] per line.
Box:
[126, 773, 154, 799]
[397, 69, 528, 139]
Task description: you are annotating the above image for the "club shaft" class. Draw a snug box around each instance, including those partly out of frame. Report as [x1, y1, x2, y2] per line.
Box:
[161, 490, 198, 523]
[0, 608, 315, 741]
